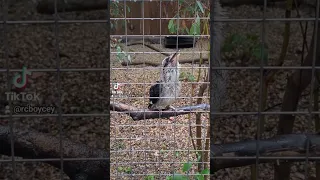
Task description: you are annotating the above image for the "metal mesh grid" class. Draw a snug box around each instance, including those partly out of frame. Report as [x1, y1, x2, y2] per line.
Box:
[110, 0, 211, 179]
[0, 0, 110, 179]
[209, 0, 320, 180]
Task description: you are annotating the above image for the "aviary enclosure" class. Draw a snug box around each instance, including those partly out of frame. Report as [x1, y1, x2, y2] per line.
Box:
[1, 0, 320, 180]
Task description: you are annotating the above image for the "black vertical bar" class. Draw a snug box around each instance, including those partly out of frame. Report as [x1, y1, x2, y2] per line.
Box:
[209, 0, 215, 176]
[106, 0, 111, 179]
[53, 0, 63, 179]
[3, 0, 16, 178]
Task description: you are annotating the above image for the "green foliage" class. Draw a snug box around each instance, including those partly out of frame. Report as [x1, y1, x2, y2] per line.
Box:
[222, 33, 269, 62]
[113, 39, 132, 63]
[165, 161, 209, 180]
[167, 0, 208, 35]
[144, 159, 209, 180]
[117, 166, 132, 174]
[110, 2, 134, 63]
[196, 1, 205, 13]
[179, 72, 196, 82]
[182, 162, 193, 172]
[145, 175, 155, 180]
[189, 15, 201, 35]
[110, 1, 131, 31]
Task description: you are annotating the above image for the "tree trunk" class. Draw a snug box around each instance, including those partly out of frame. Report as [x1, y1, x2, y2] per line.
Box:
[275, 19, 320, 180]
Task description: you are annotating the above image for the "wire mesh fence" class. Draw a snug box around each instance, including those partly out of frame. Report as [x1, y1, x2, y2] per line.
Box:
[110, 0, 212, 179]
[109, 0, 320, 179]
[0, 0, 110, 180]
[210, 0, 320, 180]
[1, 0, 320, 179]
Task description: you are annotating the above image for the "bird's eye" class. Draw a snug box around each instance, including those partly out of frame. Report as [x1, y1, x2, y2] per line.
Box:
[163, 57, 171, 67]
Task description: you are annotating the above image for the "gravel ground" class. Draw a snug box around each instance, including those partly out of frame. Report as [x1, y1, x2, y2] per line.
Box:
[0, 1, 318, 180]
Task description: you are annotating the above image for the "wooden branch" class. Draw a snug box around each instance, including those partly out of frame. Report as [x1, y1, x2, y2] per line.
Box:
[110, 102, 210, 120]
[0, 125, 109, 180]
[2, 125, 320, 179]
[126, 42, 170, 56]
[270, 0, 293, 179]
[275, 8, 320, 179]
[121, 58, 209, 67]
[211, 133, 320, 173]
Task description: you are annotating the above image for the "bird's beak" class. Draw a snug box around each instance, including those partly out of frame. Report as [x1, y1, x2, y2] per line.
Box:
[169, 51, 180, 65]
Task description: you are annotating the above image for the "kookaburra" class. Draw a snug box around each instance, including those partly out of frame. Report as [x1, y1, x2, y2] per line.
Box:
[148, 51, 181, 111]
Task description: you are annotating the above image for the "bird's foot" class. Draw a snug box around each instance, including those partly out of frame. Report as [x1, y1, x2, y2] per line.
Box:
[165, 105, 178, 122]
[166, 105, 176, 111]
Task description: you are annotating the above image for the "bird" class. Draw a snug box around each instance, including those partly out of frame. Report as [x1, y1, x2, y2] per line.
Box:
[148, 50, 181, 111]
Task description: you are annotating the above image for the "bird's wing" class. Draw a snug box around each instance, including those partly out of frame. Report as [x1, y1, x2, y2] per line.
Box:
[148, 81, 161, 108]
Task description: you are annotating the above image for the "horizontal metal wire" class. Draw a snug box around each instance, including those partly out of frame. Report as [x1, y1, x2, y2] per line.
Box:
[110, 157, 320, 163]
[114, 66, 320, 70]
[0, 18, 319, 25]
[112, 137, 209, 140]
[110, 174, 209, 177]
[111, 34, 210, 37]
[111, 150, 209, 153]
[0, 67, 207, 73]
[110, 124, 209, 127]
[110, 51, 210, 54]
[111, 111, 208, 113]
[0, 157, 109, 162]
[1, 66, 318, 73]
[112, 17, 210, 20]
[211, 156, 320, 160]
[110, 162, 210, 165]
[111, 81, 209, 84]
[110, 173, 209, 176]
[109, 83, 209, 85]
[2, 111, 319, 118]
[112, 17, 320, 22]
[1, 110, 315, 115]
[110, 0, 199, 1]
[0, 156, 309, 164]
[0, 20, 109, 24]
[111, 111, 320, 115]
[110, 96, 210, 99]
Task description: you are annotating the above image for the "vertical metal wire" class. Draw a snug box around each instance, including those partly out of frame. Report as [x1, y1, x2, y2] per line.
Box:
[53, 0, 64, 179]
[158, 0, 162, 178]
[110, 1, 119, 179]
[189, 0, 197, 174]
[306, 0, 320, 178]
[123, 1, 133, 179]
[175, 0, 180, 177]
[142, 0, 147, 178]
[106, 1, 111, 179]
[209, 0, 215, 175]
[255, 0, 267, 179]
[3, 0, 17, 178]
